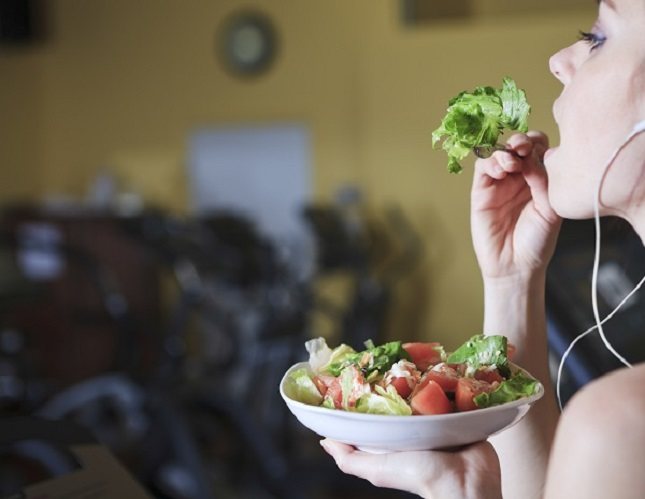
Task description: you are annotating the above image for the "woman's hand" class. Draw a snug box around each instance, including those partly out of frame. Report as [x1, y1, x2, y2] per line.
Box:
[471, 131, 561, 280]
[320, 439, 502, 499]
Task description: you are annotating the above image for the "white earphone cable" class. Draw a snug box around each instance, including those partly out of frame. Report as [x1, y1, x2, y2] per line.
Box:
[555, 121, 645, 410]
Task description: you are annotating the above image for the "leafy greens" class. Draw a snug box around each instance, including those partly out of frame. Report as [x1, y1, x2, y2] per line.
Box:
[432, 77, 531, 173]
[474, 373, 538, 408]
[326, 340, 410, 377]
[446, 334, 511, 378]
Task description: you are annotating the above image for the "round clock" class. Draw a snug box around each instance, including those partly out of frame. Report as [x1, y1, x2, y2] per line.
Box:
[219, 11, 278, 77]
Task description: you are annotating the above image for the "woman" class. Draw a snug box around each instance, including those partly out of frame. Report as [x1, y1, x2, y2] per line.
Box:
[320, 0, 645, 497]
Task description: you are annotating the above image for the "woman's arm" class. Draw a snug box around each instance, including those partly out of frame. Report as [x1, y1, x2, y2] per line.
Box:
[483, 273, 559, 499]
[471, 131, 561, 498]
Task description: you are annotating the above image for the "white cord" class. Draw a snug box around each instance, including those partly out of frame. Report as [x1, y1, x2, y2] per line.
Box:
[555, 273, 645, 409]
[555, 121, 645, 410]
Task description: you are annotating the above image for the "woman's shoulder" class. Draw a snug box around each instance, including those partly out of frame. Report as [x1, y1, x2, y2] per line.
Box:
[543, 363, 645, 498]
[562, 362, 645, 430]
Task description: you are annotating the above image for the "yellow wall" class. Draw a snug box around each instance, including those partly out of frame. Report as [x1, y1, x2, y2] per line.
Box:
[0, 48, 42, 199]
[360, 3, 596, 344]
[0, 1, 596, 347]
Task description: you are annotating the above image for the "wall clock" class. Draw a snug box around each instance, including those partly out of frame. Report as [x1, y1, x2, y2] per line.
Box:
[219, 11, 278, 77]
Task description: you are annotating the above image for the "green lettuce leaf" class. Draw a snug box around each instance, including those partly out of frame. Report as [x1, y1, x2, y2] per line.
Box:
[355, 385, 412, 415]
[321, 344, 357, 376]
[499, 77, 530, 132]
[285, 368, 323, 406]
[473, 373, 538, 408]
[432, 77, 531, 173]
[446, 334, 510, 377]
[327, 340, 410, 377]
[321, 397, 335, 409]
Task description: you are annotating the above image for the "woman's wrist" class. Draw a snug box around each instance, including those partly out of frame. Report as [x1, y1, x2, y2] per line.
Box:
[482, 269, 547, 294]
[482, 270, 549, 370]
[483, 270, 546, 325]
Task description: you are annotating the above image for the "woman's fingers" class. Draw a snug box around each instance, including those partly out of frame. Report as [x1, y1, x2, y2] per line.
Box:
[526, 130, 550, 151]
[473, 132, 539, 186]
[474, 131, 548, 187]
[493, 150, 522, 173]
[320, 439, 351, 461]
[507, 131, 549, 156]
[320, 440, 395, 489]
[503, 132, 558, 223]
[522, 149, 559, 224]
[473, 156, 508, 187]
[506, 133, 535, 157]
[320, 440, 377, 479]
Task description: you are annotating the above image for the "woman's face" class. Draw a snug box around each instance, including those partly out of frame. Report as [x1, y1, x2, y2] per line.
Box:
[545, 0, 645, 220]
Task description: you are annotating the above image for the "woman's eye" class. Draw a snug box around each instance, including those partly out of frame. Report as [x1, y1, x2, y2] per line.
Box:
[578, 30, 607, 51]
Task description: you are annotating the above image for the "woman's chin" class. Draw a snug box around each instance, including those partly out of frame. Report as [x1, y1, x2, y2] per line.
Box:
[552, 204, 594, 220]
[548, 188, 593, 220]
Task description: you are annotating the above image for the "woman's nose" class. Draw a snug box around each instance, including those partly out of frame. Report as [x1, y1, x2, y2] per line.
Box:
[549, 46, 575, 85]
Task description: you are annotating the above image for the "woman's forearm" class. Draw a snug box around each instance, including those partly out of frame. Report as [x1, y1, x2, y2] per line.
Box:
[483, 271, 552, 377]
[483, 271, 559, 499]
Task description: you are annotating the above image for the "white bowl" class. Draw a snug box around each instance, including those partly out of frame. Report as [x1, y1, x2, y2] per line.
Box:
[280, 362, 544, 453]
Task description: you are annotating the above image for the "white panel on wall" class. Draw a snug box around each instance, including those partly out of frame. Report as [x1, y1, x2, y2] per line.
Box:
[187, 123, 313, 275]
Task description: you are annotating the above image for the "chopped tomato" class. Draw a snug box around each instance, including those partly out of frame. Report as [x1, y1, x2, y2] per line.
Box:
[410, 380, 452, 415]
[425, 363, 460, 392]
[402, 342, 443, 371]
[323, 378, 342, 409]
[312, 375, 329, 396]
[389, 376, 414, 399]
[507, 342, 516, 360]
[409, 374, 429, 399]
[455, 378, 494, 412]
[474, 367, 504, 385]
[384, 360, 418, 399]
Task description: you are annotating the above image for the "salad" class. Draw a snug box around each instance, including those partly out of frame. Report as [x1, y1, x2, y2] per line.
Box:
[285, 334, 539, 416]
[432, 77, 531, 173]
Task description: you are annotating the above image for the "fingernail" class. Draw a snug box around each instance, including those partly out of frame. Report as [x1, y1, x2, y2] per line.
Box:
[320, 440, 331, 454]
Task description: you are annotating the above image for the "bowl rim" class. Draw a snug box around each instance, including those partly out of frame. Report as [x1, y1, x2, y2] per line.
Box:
[280, 361, 545, 422]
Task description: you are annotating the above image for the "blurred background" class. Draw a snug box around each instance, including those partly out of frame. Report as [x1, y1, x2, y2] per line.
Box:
[4, 1, 644, 498]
